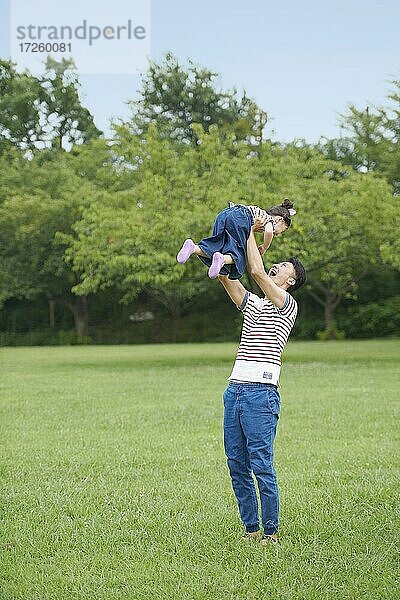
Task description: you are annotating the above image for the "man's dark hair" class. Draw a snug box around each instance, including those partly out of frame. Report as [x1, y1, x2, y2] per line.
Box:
[287, 257, 306, 293]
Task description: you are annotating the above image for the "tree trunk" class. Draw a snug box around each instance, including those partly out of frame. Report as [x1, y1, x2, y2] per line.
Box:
[146, 288, 187, 342]
[308, 285, 342, 333]
[72, 296, 89, 338]
[324, 297, 336, 331]
[169, 306, 181, 343]
[48, 299, 56, 328]
[62, 296, 90, 339]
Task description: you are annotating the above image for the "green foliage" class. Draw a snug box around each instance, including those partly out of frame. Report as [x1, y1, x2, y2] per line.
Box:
[0, 150, 98, 307]
[57, 329, 92, 345]
[0, 328, 92, 346]
[380, 236, 400, 270]
[319, 80, 400, 195]
[273, 144, 399, 328]
[0, 59, 46, 150]
[0, 57, 101, 151]
[67, 124, 251, 305]
[40, 57, 102, 149]
[316, 322, 346, 341]
[124, 52, 267, 144]
[60, 124, 399, 333]
[339, 295, 400, 338]
[0, 55, 399, 342]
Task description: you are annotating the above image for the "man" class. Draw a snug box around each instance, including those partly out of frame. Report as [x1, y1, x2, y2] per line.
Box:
[218, 223, 306, 545]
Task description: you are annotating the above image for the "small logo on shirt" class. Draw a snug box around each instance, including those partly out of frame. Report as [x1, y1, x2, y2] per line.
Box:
[263, 372, 273, 380]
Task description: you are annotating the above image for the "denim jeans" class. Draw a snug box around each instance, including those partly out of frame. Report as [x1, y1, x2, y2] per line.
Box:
[223, 381, 280, 535]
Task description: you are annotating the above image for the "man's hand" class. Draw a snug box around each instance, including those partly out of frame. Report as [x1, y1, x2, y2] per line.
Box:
[252, 216, 267, 232]
[258, 244, 266, 255]
[247, 230, 286, 308]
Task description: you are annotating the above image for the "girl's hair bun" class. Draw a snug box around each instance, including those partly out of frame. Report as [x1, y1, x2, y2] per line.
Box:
[268, 198, 295, 226]
[282, 198, 294, 210]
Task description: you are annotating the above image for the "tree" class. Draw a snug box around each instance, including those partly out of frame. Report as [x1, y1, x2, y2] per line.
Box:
[2, 56, 397, 343]
[63, 124, 249, 326]
[123, 52, 267, 145]
[0, 149, 107, 337]
[39, 57, 102, 150]
[269, 145, 398, 332]
[0, 60, 44, 150]
[0, 55, 104, 338]
[319, 80, 400, 195]
[315, 81, 400, 321]
[64, 125, 398, 337]
[0, 58, 101, 151]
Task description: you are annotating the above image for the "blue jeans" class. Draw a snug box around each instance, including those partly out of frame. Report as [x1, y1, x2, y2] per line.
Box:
[223, 382, 280, 535]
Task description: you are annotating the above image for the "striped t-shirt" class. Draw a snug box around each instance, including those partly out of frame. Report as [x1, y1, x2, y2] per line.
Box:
[229, 290, 298, 386]
[228, 202, 274, 232]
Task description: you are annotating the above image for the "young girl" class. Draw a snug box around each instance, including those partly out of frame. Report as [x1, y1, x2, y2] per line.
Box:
[176, 199, 296, 279]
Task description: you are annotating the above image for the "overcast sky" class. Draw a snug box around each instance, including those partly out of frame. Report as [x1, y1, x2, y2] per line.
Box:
[1, 0, 399, 142]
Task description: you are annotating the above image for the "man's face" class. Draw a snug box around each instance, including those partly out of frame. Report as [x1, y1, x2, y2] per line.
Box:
[268, 261, 296, 288]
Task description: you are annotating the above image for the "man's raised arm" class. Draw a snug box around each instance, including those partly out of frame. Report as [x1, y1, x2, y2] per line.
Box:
[246, 229, 286, 308]
[218, 275, 247, 309]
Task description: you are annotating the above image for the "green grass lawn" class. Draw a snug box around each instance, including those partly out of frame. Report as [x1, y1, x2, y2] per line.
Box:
[1, 339, 399, 599]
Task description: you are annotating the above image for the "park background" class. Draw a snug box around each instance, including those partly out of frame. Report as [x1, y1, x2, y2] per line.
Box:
[0, 0, 400, 344]
[0, 1, 399, 599]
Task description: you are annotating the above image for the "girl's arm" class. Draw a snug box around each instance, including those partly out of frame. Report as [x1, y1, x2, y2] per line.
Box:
[247, 229, 286, 308]
[258, 221, 274, 256]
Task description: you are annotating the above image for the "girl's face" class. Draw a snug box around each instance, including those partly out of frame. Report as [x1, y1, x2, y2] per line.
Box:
[273, 216, 288, 236]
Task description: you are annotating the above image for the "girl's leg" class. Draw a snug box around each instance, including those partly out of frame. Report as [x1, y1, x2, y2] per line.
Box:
[193, 244, 208, 257]
[208, 252, 233, 279]
[177, 239, 233, 275]
[177, 239, 208, 263]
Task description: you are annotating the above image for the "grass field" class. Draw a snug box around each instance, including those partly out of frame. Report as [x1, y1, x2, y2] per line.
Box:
[0, 339, 399, 599]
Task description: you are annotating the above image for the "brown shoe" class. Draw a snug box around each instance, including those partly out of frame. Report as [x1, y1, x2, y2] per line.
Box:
[242, 530, 261, 541]
[260, 534, 279, 545]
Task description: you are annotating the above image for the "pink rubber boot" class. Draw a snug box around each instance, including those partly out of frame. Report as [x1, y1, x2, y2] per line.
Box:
[177, 239, 195, 264]
[208, 252, 225, 279]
